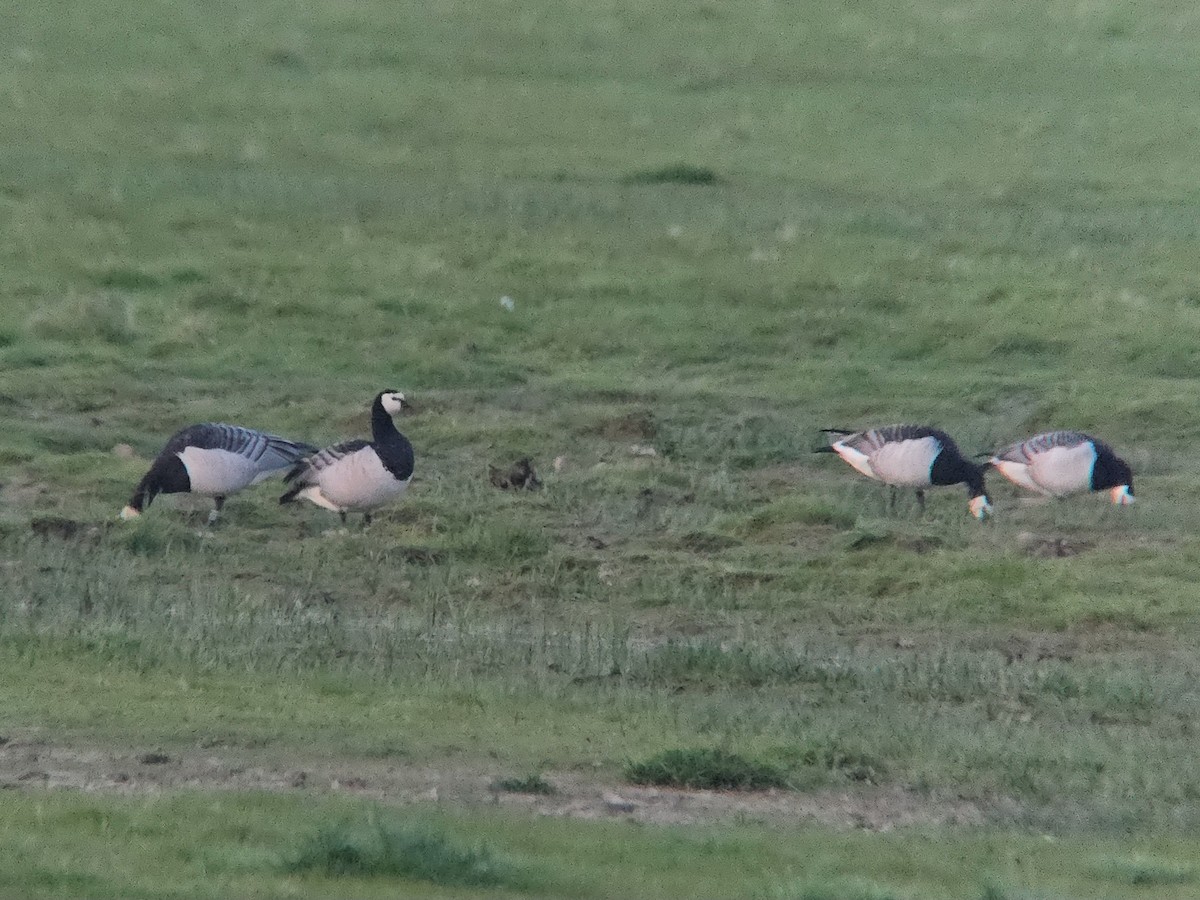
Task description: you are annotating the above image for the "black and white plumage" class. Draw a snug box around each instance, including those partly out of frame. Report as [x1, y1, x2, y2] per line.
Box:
[279, 390, 414, 525]
[817, 425, 992, 519]
[121, 424, 317, 523]
[989, 431, 1134, 505]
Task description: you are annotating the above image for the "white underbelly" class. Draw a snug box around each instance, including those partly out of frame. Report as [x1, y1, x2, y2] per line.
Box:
[868, 438, 938, 487]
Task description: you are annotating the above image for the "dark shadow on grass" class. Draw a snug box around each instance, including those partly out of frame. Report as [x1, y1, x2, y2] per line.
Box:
[625, 164, 722, 186]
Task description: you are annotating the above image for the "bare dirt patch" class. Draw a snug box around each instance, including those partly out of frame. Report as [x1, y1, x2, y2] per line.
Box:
[0, 736, 985, 831]
[1016, 531, 1094, 558]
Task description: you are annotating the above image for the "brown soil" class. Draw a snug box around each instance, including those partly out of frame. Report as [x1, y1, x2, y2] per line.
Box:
[0, 735, 985, 832]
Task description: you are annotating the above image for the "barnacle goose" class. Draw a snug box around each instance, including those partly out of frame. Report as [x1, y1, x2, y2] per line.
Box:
[989, 431, 1134, 504]
[817, 425, 992, 519]
[279, 390, 413, 525]
[120, 424, 317, 523]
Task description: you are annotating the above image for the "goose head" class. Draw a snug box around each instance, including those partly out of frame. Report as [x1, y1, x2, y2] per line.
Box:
[377, 390, 406, 416]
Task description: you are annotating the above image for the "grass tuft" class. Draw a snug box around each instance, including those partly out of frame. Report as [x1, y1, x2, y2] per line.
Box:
[624, 748, 788, 790]
[490, 773, 557, 795]
[285, 815, 516, 886]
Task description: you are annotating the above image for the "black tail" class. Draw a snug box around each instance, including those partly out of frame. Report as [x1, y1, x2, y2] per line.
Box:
[279, 479, 304, 504]
[812, 445, 837, 454]
[281, 460, 307, 485]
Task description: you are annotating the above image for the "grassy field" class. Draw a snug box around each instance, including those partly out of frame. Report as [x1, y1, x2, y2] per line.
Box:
[5, 0, 1200, 896]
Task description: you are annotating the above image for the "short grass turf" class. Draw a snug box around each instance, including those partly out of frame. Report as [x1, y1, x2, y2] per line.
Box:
[2, 792, 1200, 900]
[5, 0, 1200, 897]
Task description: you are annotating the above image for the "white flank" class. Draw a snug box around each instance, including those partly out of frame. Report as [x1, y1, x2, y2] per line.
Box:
[178, 447, 263, 496]
[990, 459, 1051, 495]
[832, 443, 876, 480]
[866, 436, 940, 487]
[310, 447, 411, 511]
[1026, 443, 1096, 497]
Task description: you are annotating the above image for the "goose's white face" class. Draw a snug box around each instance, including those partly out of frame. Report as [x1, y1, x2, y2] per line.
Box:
[1110, 484, 1135, 505]
[381, 392, 406, 415]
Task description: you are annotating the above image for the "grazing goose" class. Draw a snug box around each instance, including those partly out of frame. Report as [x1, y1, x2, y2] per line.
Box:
[817, 425, 992, 519]
[989, 431, 1134, 504]
[279, 390, 413, 525]
[121, 424, 317, 523]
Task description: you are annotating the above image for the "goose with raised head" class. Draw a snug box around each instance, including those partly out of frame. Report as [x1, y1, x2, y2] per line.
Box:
[816, 424, 992, 519]
[121, 424, 317, 523]
[279, 390, 414, 525]
[989, 431, 1134, 504]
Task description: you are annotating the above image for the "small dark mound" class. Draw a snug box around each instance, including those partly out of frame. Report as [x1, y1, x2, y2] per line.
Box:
[488, 458, 542, 491]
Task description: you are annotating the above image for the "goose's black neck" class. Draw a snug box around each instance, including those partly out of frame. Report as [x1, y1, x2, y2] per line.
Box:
[962, 464, 988, 500]
[1090, 447, 1132, 492]
[371, 396, 414, 481]
[127, 453, 191, 511]
[931, 449, 988, 499]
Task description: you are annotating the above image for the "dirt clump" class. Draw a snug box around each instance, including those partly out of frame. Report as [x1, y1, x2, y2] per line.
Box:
[489, 458, 542, 490]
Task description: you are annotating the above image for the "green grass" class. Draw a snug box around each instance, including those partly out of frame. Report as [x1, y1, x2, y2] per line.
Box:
[2, 792, 1200, 900]
[2, 631, 1199, 834]
[767, 880, 904, 900]
[5, 0, 1200, 895]
[624, 748, 789, 791]
[1091, 855, 1197, 887]
[285, 816, 517, 887]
